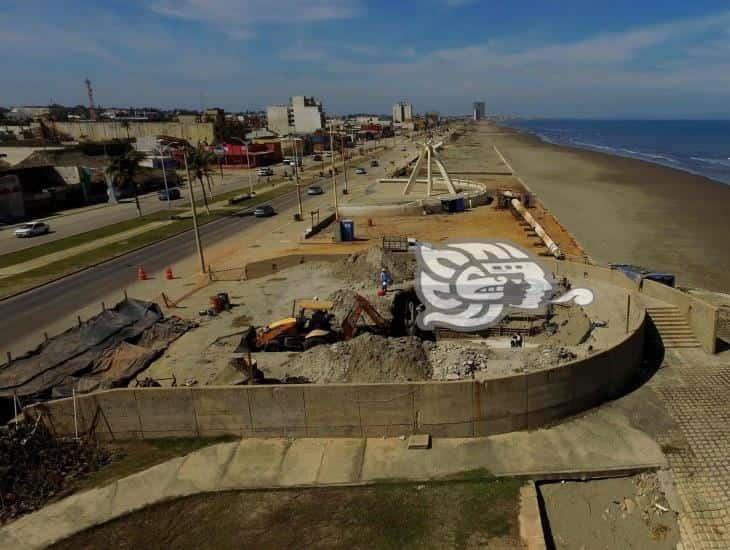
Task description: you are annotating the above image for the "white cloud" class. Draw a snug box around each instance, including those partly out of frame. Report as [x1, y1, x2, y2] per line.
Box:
[149, 0, 359, 39]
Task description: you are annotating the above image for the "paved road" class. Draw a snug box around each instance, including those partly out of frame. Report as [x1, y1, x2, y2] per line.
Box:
[0, 185, 309, 349]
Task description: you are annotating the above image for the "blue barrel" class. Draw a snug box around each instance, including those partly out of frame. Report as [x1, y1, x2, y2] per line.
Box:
[453, 196, 466, 212]
[340, 219, 355, 241]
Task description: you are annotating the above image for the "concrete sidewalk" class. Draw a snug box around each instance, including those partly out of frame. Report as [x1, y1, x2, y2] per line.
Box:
[0, 407, 664, 549]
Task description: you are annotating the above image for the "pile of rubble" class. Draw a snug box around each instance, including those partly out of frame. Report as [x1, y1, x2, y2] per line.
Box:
[0, 420, 109, 524]
[425, 341, 494, 380]
[522, 345, 578, 371]
[281, 333, 431, 384]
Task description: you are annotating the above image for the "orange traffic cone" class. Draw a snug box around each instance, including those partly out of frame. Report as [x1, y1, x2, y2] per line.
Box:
[165, 266, 174, 280]
[137, 266, 147, 281]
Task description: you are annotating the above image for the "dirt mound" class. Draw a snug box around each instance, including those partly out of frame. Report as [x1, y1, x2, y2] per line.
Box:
[337, 245, 416, 284]
[425, 340, 495, 380]
[281, 333, 431, 384]
[326, 288, 395, 324]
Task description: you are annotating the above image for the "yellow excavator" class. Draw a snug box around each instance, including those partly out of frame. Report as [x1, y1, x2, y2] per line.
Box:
[246, 294, 388, 352]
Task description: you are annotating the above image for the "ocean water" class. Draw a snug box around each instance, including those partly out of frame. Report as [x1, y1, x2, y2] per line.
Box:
[502, 119, 730, 185]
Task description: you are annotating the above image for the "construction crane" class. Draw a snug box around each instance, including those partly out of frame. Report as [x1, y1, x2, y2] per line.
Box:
[85, 78, 97, 121]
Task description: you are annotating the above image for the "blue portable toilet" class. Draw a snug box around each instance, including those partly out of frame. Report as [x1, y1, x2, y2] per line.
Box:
[340, 219, 355, 241]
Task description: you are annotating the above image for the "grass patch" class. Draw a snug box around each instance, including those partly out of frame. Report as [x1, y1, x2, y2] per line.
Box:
[0, 209, 183, 269]
[52, 478, 524, 550]
[0, 211, 226, 299]
[69, 436, 237, 495]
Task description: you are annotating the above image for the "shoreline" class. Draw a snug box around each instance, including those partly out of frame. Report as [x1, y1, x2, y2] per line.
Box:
[481, 121, 730, 293]
[496, 119, 730, 187]
[495, 120, 730, 190]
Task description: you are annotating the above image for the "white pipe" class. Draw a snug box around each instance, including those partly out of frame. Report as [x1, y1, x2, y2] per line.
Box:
[510, 198, 564, 259]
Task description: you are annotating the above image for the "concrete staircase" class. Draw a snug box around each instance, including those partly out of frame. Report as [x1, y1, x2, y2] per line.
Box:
[646, 306, 700, 349]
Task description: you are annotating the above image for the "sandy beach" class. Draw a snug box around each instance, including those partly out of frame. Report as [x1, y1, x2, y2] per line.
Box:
[480, 122, 730, 292]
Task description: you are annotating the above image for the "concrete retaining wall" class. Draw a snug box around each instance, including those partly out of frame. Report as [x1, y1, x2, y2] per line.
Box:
[641, 279, 718, 353]
[243, 254, 348, 279]
[28, 312, 645, 441]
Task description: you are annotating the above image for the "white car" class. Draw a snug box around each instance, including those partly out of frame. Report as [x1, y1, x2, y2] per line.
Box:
[256, 167, 274, 177]
[14, 221, 50, 238]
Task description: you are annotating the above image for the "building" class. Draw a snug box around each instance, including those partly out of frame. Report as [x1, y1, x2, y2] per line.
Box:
[266, 96, 326, 135]
[7, 106, 51, 122]
[473, 101, 486, 121]
[206, 141, 282, 168]
[392, 102, 413, 123]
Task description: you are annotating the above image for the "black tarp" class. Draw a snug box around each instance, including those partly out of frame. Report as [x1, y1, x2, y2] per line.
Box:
[0, 298, 192, 400]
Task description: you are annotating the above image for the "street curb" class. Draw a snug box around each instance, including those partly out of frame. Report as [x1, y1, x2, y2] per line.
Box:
[0, 189, 295, 304]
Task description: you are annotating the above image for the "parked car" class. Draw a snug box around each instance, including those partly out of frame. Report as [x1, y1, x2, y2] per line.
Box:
[313, 154, 323, 161]
[307, 185, 324, 196]
[370, 159, 379, 167]
[256, 167, 274, 177]
[14, 221, 50, 238]
[401, 146, 407, 151]
[254, 204, 275, 217]
[355, 167, 366, 174]
[158, 188, 181, 200]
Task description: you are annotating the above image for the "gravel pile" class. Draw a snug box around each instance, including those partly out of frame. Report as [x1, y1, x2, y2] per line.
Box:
[281, 333, 431, 384]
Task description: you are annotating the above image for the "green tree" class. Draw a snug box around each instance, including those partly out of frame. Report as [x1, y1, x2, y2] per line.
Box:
[186, 148, 216, 214]
[106, 149, 145, 217]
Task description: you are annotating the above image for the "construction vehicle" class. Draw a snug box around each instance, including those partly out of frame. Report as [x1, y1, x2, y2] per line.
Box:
[246, 294, 388, 352]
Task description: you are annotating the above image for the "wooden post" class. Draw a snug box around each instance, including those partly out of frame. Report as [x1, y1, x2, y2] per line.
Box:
[77, 315, 83, 327]
[626, 294, 631, 333]
[101, 301, 106, 312]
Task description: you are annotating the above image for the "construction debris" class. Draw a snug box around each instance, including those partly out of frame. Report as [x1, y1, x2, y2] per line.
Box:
[0, 421, 109, 525]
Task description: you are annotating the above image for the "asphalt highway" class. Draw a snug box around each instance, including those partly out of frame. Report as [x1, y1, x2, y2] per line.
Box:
[0, 184, 309, 349]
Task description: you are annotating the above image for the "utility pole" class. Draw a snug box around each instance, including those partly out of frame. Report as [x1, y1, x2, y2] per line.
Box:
[329, 123, 338, 218]
[183, 149, 206, 273]
[291, 135, 303, 219]
[341, 134, 348, 194]
[156, 144, 172, 209]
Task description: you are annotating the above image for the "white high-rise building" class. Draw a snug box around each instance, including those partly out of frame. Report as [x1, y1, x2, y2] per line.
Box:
[266, 96, 326, 135]
[473, 101, 486, 121]
[392, 102, 414, 123]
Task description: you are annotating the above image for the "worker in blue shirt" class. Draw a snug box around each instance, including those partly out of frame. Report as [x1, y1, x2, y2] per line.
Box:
[379, 268, 393, 293]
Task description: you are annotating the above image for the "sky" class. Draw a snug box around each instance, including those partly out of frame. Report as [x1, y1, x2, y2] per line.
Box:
[2, 0, 730, 117]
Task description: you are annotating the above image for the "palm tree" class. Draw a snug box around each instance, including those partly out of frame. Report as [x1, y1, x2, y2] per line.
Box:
[186, 148, 215, 214]
[106, 149, 145, 217]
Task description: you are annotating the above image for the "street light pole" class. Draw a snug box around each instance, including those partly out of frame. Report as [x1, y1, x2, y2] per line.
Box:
[182, 149, 206, 273]
[291, 136, 303, 219]
[341, 134, 348, 194]
[329, 124, 338, 218]
[156, 144, 172, 209]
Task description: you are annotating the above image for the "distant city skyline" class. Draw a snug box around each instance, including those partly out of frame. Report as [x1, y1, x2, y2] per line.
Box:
[3, 1, 730, 117]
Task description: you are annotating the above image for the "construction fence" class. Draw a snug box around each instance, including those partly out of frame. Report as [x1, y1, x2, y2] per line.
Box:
[28, 312, 645, 441]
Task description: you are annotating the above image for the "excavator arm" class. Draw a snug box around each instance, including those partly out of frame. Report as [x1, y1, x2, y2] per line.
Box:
[341, 294, 388, 339]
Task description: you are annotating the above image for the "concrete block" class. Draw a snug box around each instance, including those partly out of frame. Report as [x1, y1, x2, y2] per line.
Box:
[248, 386, 305, 432]
[192, 387, 252, 437]
[134, 388, 198, 438]
[408, 434, 431, 449]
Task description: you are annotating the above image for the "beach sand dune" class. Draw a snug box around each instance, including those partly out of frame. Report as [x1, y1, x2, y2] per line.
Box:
[484, 123, 730, 292]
